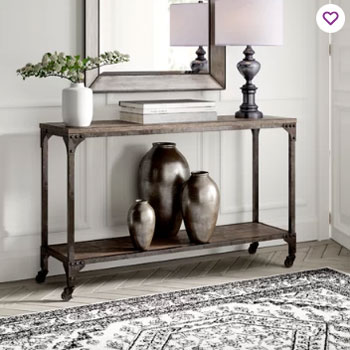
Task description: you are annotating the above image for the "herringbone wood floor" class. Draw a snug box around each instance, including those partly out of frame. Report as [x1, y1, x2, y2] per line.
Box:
[0, 239, 349, 317]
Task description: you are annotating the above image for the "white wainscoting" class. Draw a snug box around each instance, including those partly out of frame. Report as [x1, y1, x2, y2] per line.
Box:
[0, 0, 329, 282]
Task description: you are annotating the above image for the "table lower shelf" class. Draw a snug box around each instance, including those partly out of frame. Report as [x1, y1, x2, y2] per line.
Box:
[48, 222, 289, 264]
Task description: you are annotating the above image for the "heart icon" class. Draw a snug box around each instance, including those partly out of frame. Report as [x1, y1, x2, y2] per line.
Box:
[323, 11, 339, 25]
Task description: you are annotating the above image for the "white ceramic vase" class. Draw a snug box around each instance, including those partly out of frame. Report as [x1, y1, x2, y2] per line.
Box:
[62, 83, 93, 127]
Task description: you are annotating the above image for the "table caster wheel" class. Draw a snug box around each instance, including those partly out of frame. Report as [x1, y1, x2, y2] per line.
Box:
[61, 287, 73, 301]
[284, 256, 295, 268]
[35, 270, 48, 284]
[248, 242, 259, 255]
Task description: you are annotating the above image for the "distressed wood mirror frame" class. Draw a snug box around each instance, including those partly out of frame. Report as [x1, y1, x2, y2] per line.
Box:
[84, 0, 226, 93]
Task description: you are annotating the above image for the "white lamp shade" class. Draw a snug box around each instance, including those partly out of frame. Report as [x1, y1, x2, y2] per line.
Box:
[170, 3, 209, 46]
[215, 0, 284, 46]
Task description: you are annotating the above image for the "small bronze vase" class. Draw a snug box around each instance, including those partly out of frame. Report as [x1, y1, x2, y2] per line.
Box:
[127, 199, 155, 251]
[182, 171, 220, 244]
[138, 142, 190, 238]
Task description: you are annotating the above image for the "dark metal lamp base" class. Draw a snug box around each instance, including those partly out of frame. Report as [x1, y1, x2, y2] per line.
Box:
[190, 46, 208, 74]
[235, 110, 263, 119]
[235, 45, 263, 119]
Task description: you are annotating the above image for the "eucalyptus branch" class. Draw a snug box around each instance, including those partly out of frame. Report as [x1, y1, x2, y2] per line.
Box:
[17, 50, 130, 84]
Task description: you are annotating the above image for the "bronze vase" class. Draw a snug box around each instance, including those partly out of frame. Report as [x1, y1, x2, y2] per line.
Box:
[138, 142, 190, 238]
[127, 199, 155, 251]
[182, 171, 220, 244]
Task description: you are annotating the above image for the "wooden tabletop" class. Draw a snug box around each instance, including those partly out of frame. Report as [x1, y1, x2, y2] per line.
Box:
[40, 116, 297, 138]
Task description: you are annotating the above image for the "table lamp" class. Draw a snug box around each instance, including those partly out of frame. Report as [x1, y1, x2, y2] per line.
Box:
[170, 2, 209, 73]
[215, 0, 284, 118]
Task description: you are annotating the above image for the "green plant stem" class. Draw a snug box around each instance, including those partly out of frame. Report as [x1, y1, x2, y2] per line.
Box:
[41, 73, 76, 83]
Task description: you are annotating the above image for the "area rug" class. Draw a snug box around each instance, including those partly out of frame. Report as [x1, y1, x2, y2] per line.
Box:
[0, 268, 350, 349]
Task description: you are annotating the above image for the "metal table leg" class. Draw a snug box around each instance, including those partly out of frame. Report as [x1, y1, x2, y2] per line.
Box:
[284, 125, 297, 267]
[36, 129, 51, 284]
[249, 129, 260, 255]
[61, 135, 85, 301]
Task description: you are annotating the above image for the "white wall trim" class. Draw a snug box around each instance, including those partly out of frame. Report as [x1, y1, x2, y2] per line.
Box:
[220, 200, 308, 216]
[332, 229, 350, 251]
[316, 0, 331, 241]
[0, 101, 61, 110]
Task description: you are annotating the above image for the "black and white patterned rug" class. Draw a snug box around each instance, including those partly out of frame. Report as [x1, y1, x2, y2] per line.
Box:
[0, 268, 350, 349]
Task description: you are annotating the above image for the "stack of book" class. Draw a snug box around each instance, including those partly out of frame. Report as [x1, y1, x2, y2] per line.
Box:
[119, 99, 217, 124]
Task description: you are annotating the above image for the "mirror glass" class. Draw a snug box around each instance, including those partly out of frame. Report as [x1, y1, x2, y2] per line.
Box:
[100, 0, 210, 73]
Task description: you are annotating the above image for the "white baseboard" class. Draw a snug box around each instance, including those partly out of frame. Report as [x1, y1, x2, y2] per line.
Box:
[332, 230, 350, 251]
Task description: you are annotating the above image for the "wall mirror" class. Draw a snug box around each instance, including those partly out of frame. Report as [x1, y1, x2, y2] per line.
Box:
[85, 0, 226, 92]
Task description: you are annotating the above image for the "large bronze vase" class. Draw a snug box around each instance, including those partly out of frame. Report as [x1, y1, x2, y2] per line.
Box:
[138, 142, 190, 238]
[181, 171, 220, 244]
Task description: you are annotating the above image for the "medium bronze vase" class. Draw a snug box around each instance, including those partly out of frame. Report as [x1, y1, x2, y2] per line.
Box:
[182, 171, 220, 244]
[138, 142, 190, 238]
[127, 199, 155, 251]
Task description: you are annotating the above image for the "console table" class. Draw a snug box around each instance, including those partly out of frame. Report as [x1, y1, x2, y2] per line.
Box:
[37, 116, 297, 301]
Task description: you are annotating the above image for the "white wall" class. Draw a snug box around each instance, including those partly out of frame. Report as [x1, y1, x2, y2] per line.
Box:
[0, 0, 329, 282]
